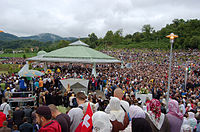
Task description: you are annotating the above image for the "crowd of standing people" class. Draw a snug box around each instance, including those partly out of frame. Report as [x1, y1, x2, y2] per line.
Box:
[0, 48, 199, 132]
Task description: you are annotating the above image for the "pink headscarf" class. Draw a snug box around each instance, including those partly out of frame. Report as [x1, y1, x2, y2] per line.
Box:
[168, 99, 183, 120]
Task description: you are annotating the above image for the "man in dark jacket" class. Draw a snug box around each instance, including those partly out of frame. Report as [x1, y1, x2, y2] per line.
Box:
[48, 104, 70, 132]
[36, 106, 61, 132]
[13, 107, 25, 127]
[19, 117, 33, 132]
[23, 105, 32, 123]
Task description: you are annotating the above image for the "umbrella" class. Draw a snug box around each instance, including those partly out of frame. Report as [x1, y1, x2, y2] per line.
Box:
[18, 64, 44, 77]
[18, 64, 29, 76]
[20, 70, 44, 77]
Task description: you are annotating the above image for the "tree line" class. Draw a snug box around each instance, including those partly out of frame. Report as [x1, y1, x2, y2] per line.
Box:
[1, 19, 200, 53]
[84, 19, 200, 50]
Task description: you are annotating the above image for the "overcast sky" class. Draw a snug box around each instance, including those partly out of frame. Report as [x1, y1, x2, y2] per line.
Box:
[0, 0, 200, 37]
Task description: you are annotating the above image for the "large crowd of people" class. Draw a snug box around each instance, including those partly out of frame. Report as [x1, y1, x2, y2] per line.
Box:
[0, 48, 199, 132]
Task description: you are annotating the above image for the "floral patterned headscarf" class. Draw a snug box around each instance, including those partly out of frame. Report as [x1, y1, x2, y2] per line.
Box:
[148, 99, 165, 130]
[149, 99, 161, 120]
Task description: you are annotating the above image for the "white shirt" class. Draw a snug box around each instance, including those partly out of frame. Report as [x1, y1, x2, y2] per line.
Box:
[0, 102, 11, 117]
[69, 96, 75, 106]
[179, 104, 186, 115]
[43, 78, 48, 84]
[11, 88, 16, 93]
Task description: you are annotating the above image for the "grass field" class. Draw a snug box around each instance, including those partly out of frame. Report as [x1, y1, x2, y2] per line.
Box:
[0, 53, 37, 58]
[0, 71, 8, 74]
[0, 64, 20, 73]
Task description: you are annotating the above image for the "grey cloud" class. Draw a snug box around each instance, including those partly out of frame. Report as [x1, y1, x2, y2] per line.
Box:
[0, 0, 200, 38]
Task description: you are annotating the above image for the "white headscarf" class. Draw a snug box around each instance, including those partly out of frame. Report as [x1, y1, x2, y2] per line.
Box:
[187, 104, 192, 111]
[188, 112, 195, 119]
[92, 111, 112, 132]
[180, 117, 193, 132]
[68, 108, 84, 132]
[129, 105, 145, 119]
[188, 112, 197, 129]
[109, 97, 125, 124]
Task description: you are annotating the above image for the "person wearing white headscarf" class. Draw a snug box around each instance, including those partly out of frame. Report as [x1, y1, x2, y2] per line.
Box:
[180, 117, 193, 132]
[187, 112, 197, 131]
[186, 104, 192, 112]
[67, 92, 86, 132]
[108, 97, 129, 132]
[92, 111, 112, 132]
[105, 88, 129, 114]
[129, 105, 145, 119]
[68, 108, 84, 132]
[179, 100, 186, 115]
[129, 105, 152, 132]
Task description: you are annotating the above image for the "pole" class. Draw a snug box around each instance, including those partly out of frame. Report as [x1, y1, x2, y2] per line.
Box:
[166, 39, 173, 111]
[185, 67, 188, 90]
[121, 56, 124, 69]
[165, 33, 178, 111]
[44, 62, 47, 72]
[92, 63, 96, 78]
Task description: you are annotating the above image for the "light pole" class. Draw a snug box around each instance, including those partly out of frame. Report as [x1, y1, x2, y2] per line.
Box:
[166, 33, 178, 111]
[92, 62, 97, 78]
[185, 67, 188, 90]
[121, 55, 124, 69]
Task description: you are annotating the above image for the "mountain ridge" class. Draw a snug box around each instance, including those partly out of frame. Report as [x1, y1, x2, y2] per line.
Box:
[0, 32, 77, 42]
[0, 32, 19, 41]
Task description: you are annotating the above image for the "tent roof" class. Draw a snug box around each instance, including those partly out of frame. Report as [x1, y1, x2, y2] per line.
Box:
[27, 40, 121, 64]
[60, 79, 89, 88]
[69, 40, 89, 47]
[44, 46, 114, 59]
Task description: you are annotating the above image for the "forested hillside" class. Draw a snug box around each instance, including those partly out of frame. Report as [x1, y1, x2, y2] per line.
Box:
[0, 19, 200, 52]
[84, 19, 200, 50]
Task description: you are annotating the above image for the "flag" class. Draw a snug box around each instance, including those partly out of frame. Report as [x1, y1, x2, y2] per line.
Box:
[81, 103, 93, 132]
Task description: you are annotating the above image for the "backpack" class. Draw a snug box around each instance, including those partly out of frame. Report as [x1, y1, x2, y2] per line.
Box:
[72, 98, 78, 107]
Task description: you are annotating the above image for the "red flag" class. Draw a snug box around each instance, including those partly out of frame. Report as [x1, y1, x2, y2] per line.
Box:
[81, 103, 93, 132]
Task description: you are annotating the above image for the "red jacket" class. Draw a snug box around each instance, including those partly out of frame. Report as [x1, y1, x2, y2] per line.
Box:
[39, 120, 61, 132]
[0, 112, 6, 127]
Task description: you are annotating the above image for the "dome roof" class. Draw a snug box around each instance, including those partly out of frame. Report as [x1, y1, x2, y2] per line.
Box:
[69, 40, 89, 47]
[37, 50, 47, 56]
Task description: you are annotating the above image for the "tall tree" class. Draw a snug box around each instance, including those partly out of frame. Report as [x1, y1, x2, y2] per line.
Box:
[88, 33, 98, 48]
[104, 30, 114, 45]
[113, 29, 123, 45]
[132, 32, 141, 42]
[57, 40, 70, 48]
[142, 24, 154, 40]
[189, 36, 200, 49]
[88, 33, 98, 43]
[172, 19, 185, 28]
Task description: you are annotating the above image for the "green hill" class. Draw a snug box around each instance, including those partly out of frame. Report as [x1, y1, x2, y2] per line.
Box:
[1, 19, 200, 51]
[0, 32, 19, 41]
